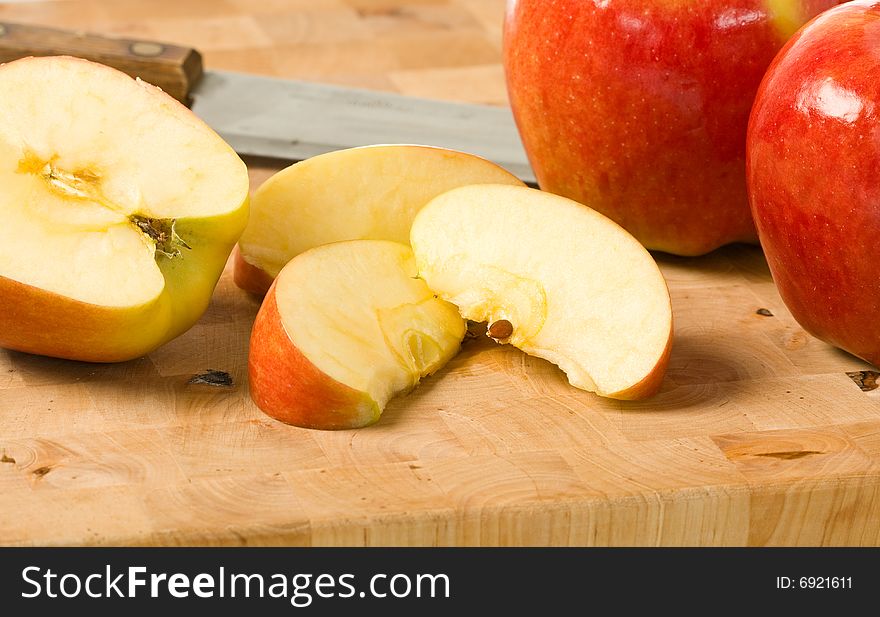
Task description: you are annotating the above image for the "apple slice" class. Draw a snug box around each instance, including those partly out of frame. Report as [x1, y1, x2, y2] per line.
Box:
[249, 240, 466, 429]
[235, 145, 524, 296]
[0, 56, 249, 362]
[410, 184, 673, 399]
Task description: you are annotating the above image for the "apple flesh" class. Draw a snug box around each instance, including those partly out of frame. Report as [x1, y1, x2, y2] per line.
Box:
[410, 184, 672, 399]
[235, 144, 523, 297]
[748, 1, 880, 365]
[504, 0, 840, 256]
[0, 56, 249, 362]
[249, 240, 466, 429]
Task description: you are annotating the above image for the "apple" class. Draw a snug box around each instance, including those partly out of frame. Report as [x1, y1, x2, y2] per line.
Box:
[248, 240, 466, 429]
[748, 1, 880, 365]
[235, 144, 524, 297]
[503, 0, 840, 256]
[410, 184, 672, 399]
[0, 56, 249, 362]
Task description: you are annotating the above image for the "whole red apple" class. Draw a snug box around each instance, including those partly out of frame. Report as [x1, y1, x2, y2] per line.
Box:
[748, 0, 880, 365]
[504, 0, 840, 255]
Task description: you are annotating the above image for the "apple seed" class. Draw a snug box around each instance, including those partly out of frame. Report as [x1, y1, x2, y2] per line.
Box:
[488, 319, 514, 340]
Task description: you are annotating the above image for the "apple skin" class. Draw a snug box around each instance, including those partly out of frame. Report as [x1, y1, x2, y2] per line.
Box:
[0, 207, 248, 363]
[503, 0, 840, 256]
[0, 276, 165, 363]
[747, 1, 880, 365]
[608, 329, 673, 401]
[248, 282, 380, 430]
[233, 246, 274, 297]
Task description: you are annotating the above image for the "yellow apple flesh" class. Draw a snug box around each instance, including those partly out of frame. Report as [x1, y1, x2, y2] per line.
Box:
[235, 144, 524, 296]
[410, 184, 673, 399]
[0, 56, 249, 362]
[249, 240, 466, 429]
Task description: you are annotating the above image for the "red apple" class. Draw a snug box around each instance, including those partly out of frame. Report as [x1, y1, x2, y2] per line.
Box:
[504, 0, 840, 256]
[748, 1, 880, 365]
[249, 240, 466, 430]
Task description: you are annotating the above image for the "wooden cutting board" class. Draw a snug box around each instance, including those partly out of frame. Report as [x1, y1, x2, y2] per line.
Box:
[2, 0, 880, 547]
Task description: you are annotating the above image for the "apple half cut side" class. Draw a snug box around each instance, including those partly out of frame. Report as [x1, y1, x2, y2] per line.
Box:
[248, 240, 466, 429]
[410, 184, 673, 400]
[0, 56, 249, 362]
[235, 144, 524, 297]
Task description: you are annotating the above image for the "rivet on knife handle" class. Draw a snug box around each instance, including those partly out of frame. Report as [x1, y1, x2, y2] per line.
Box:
[0, 22, 202, 104]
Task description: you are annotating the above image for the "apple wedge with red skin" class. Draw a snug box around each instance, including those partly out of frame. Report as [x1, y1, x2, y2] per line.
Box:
[410, 184, 673, 400]
[504, 0, 841, 256]
[0, 56, 249, 362]
[235, 144, 523, 297]
[748, 0, 880, 365]
[249, 240, 466, 429]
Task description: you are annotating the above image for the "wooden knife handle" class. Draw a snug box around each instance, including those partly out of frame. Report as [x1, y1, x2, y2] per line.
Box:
[0, 22, 202, 104]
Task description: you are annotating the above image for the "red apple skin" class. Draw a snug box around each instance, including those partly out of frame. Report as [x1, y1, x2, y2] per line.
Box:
[233, 246, 274, 298]
[248, 282, 380, 430]
[608, 328, 673, 401]
[748, 1, 880, 365]
[504, 0, 840, 256]
[0, 275, 162, 363]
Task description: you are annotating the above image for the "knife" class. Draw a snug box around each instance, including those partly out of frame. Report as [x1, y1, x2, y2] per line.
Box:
[0, 22, 535, 183]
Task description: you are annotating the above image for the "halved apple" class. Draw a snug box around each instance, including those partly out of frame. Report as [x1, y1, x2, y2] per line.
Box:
[235, 145, 524, 296]
[0, 56, 249, 362]
[410, 184, 673, 399]
[249, 240, 466, 429]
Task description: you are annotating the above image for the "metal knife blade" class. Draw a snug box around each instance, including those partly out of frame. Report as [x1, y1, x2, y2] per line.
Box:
[190, 70, 534, 184]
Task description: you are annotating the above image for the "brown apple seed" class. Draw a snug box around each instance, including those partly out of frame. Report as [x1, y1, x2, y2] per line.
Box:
[488, 319, 514, 340]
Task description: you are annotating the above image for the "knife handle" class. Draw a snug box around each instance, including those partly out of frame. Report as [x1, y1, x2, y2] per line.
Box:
[0, 22, 202, 104]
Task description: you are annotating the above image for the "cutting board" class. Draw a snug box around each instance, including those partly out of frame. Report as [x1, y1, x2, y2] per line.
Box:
[2, 0, 880, 546]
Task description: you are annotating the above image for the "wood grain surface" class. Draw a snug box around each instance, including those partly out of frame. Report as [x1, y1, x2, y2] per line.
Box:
[2, 0, 880, 546]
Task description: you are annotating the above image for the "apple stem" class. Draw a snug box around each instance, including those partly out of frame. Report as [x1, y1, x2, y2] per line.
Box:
[130, 215, 191, 259]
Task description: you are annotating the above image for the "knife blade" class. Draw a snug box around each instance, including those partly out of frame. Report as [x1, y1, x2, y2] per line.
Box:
[0, 21, 535, 183]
